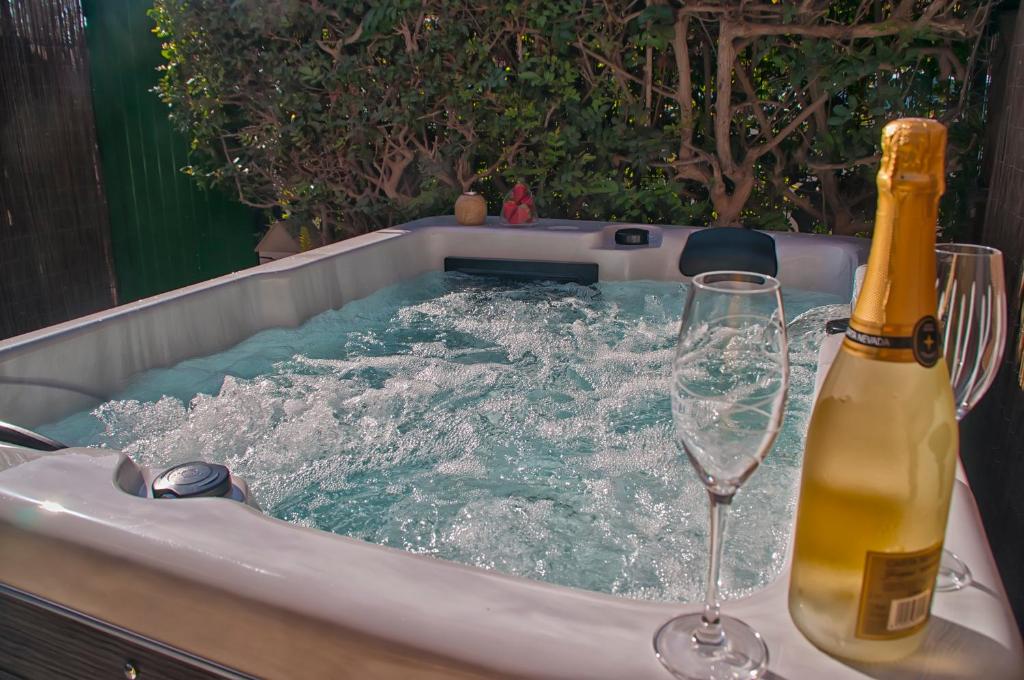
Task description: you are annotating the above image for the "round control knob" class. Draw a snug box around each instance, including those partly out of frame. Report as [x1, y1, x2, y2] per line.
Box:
[152, 461, 232, 499]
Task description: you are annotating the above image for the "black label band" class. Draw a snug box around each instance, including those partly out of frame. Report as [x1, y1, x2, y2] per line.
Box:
[845, 327, 914, 349]
[845, 316, 942, 368]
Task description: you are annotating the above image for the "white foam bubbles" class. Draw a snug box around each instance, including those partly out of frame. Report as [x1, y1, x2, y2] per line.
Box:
[42, 274, 843, 602]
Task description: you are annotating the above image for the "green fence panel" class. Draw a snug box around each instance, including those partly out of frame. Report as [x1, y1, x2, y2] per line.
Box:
[82, 0, 259, 303]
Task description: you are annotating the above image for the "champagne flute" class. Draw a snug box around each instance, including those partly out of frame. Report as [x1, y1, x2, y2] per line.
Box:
[935, 244, 1007, 591]
[655, 271, 789, 680]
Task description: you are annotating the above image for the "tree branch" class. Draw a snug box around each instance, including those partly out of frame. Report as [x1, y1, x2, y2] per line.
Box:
[671, 12, 696, 157]
[315, 17, 365, 60]
[575, 41, 676, 100]
[807, 154, 880, 171]
[219, 137, 279, 208]
[459, 135, 527, 191]
[751, 90, 830, 160]
[735, 17, 969, 40]
[714, 21, 738, 174]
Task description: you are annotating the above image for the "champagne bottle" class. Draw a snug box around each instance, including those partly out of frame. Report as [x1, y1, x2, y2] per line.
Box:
[788, 119, 958, 662]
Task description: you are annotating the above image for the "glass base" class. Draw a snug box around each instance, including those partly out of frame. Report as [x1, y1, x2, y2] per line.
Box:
[654, 613, 768, 680]
[935, 549, 972, 592]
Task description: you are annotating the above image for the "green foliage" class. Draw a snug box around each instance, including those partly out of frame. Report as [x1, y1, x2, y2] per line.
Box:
[150, 0, 992, 239]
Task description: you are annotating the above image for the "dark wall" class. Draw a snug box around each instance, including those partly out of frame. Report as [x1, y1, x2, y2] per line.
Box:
[0, 0, 118, 339]
[963, 5, 1024, 635]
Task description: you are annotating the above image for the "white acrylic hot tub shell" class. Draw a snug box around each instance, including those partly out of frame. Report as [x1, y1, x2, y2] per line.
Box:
[0, 218, 864, 430]
[0, 219, 1019, 679]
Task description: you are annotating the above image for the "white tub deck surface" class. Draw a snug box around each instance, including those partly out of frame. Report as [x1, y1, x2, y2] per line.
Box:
[0, 219, 1020, 679]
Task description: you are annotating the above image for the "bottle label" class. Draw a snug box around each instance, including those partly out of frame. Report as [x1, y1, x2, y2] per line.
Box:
[845, 315, 941, 368]
[856, 543, 942, 639]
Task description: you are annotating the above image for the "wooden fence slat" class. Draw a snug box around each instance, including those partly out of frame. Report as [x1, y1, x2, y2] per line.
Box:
[0, 0, 118, 340]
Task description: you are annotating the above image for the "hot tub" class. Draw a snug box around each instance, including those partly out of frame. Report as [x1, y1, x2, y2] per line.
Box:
[0, 218, 1020, 679]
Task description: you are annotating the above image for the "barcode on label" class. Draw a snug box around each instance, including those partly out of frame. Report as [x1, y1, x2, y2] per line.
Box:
[887, 589, 931, 632]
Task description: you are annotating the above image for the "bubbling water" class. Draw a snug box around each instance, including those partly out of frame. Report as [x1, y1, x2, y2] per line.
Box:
[43, 273, 845, 602]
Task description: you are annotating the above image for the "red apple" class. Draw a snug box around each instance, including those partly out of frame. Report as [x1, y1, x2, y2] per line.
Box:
[502, 200, 518, 220]
[510, 203, 532, 225]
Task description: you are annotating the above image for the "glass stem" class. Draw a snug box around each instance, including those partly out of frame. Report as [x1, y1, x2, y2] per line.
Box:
[696, 490, 733, 646]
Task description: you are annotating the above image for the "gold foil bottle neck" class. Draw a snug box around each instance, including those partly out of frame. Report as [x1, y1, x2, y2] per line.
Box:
[847, 119, 947, 360]
[878, 119, 947, 194]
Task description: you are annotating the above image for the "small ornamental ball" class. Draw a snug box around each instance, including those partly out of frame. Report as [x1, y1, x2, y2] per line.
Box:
[501, 183, 536, 226]
[455, 191, 487, 226]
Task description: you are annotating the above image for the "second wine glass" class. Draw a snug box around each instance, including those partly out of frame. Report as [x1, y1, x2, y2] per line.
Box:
[934, 243, 1007, 591]
[655, 271, 789, 680]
